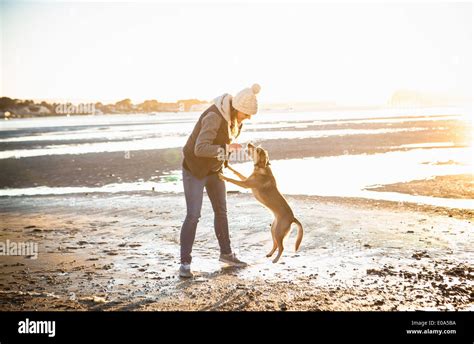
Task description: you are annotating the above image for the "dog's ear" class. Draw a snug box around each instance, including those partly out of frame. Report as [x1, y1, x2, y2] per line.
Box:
[257, 149, 264, 166]
[260, 149, 270, 167]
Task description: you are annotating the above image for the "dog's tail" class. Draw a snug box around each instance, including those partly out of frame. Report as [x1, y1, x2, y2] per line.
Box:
[293, 218, 304, 252]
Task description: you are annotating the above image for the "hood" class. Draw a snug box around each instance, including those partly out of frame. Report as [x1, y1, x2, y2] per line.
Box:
[213, 93, 232, 124]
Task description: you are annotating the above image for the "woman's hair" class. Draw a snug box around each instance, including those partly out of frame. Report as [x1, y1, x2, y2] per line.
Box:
[229, 100, 240, 138]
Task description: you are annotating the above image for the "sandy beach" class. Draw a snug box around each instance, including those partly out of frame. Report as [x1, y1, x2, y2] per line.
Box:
[0, 111, 472, 311]
[0, 192, 472, 311]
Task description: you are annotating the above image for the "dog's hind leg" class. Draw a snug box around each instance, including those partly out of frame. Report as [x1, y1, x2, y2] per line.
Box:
[266, 237, 277, 258]
[272, 219, 292, 263]
[272, 239, 284, 264]
[266, 221, 278, 258]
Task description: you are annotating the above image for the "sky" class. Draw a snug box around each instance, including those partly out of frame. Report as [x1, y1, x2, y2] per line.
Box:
[0, 1, 472, 105]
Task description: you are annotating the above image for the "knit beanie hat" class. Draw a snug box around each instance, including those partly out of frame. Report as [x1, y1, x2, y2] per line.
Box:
[232, 83, 261, 115]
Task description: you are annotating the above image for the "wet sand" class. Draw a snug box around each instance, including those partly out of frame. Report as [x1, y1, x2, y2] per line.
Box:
[367, 174, 474, 200]
[0, 192, 472, 311]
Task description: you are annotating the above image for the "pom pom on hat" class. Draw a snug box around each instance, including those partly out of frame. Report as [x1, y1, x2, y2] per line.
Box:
[251, 83, 261, 95]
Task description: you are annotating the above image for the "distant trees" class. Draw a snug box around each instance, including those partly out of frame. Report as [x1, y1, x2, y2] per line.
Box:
[0, 97, 17, 108]
[115, 98, 133, 112]
[177, 99, 208, 111]
[135, 99, 208, 112]
[138, 100, 160, 112]
[0, 97, 53, 116]
[0, 96, 209, 118]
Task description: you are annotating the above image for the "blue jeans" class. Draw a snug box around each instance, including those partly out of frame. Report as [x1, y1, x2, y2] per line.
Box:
[180, 168, 232, 264]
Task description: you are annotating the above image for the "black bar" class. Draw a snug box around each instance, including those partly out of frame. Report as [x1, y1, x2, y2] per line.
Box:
[0, 311, 472, 343]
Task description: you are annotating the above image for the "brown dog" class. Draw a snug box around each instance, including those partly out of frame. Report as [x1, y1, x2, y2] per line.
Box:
[219, 143, 303, 263]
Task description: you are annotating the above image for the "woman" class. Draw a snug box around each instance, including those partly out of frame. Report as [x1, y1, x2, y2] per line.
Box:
[179, 83, 261, 278]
